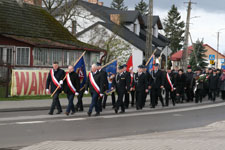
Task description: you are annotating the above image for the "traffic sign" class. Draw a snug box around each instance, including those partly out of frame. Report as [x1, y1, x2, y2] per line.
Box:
[209, 55, 215, 60]
[221, 59, 225, 63]
[210, 60, 215, 65]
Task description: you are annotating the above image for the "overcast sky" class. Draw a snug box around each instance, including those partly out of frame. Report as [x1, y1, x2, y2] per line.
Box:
[99, 0, 225, 54]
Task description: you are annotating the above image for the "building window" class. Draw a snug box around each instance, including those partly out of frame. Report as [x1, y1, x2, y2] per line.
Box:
[0, 47, 13, 64]
[16, 47, 30, 65]
[33, 48, 63, 66]
[63, 50, 82, 66]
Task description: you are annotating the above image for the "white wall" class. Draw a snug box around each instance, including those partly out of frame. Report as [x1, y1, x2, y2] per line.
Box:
[78, 24, 144, 72]
[124, 19, 140, 36]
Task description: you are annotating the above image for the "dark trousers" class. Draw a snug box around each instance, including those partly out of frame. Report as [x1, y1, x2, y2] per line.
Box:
[66, 94, 75, 113]
[221, 91, 225, 100]
[49, 92, 62, 113]
[143, 92, 148, 107]
[186, 87, 194, 102]
[88, 91, 99, 113]
[103, 92, 116, 108]
[76, 89, 84, 111]
[116, 92, 125, 112]
[124, 92, 130, 108]
[151, 88, 164, 108]
[136, 90, 144, 109]
[98, 97, 103, 112]
[195, 89, 203, 103]
[165, 89, 175, 106]
[130, 91, 135, 106]
[209, 89, 217, 101]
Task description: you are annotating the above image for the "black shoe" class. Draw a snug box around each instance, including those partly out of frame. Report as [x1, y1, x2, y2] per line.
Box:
[48, 112, 53, 115]
[65, 112, 69, 116]
[114, 109, 118, 114]
[87, 112, 91, 117]
[71, 112, 75, 115]
[78, 109, 84, 112]
[95, 112, 100, 116]
[56, 111, 62, 114]
[119, 110, 125, 114]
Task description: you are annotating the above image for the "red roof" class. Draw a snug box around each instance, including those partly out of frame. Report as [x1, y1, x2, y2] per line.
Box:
[171, 44, 225, 61]
[170, 46, 193, 61]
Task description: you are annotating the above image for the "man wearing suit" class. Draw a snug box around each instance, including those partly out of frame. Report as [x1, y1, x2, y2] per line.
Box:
[123, 64, 131, 108]
[149, 63, 165, 108]
[112, 66, 129, 113]
[46, 61, 65, 115]
[63, 65, 80, 116]
[96, 62, 108, 112]
[85, 64, 104, 116]
[132, 65, 149, 110]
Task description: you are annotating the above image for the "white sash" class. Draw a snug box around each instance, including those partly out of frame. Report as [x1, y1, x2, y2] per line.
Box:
[89, 72, 100, 95]
[50, 69, 61, 88]
[66, 73, 76, 94]
[166, 73, 173, 90]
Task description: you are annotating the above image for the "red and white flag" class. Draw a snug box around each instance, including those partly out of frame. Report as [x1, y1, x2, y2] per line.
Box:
[50, 69, 61, 88]
[66, 73, 76, 94]
[89, 72, 100, 95]
[126, 55, 133, 72]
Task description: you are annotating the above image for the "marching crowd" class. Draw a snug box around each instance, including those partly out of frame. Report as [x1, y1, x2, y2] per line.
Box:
[46, 61, 225, 117]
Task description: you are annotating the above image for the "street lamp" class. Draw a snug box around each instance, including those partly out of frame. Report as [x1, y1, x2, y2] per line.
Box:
[216, 28, 225, 68]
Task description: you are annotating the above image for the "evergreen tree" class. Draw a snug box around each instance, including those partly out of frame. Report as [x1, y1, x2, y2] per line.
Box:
[111, 0, 128, 10]
[189, 40, 208, 71]
[135, 0, 148, 15]
[164, 5, 185, 54]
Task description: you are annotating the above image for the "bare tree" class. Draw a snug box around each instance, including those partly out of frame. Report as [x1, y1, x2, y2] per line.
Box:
[86, 25, 131, 65]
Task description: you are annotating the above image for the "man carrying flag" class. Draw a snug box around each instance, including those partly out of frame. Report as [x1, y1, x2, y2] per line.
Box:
[46, 61, 65, 115]
[63, 65, 80, 116]
[74, 56, 87, 112]
[85, 64, 104, 116]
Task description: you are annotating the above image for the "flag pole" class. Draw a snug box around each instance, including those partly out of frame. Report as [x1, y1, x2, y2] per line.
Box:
[145, 49, 156, 66]
[102, 59, 117, 69]
[50, 51, 86, 97]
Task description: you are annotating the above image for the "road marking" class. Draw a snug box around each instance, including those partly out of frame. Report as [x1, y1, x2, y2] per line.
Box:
[62, 118, 86, 121]
[16, 121, 46, 125]
[173, 114, 183, 117]
[101, 102, 225, 119]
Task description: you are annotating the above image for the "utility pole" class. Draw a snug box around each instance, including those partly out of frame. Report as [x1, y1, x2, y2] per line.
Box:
[182, 0, 195, 71]
[145, 0, 153, 60]
[217, 31, 220, 68]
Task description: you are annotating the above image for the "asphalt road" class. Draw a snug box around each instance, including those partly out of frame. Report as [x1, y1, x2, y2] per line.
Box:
[1, 101, 225, 149]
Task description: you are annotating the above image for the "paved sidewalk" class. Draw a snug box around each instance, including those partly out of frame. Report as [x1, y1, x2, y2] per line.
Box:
[21, 120, 225, 150]
[0, 97, 95, 112]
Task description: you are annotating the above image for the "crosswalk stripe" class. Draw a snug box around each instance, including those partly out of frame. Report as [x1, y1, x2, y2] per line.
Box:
[16, 121, 46, 125]
[62, 118, 86, 121]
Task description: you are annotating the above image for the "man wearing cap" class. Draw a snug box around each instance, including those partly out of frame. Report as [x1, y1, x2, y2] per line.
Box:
[112, 65, 129, 113]
[149, 63, 165, 108]
[46, 61, 65, 115]
[132, 65, 149, 110]
[96, 62, 108, 112]
[186, 65, 195, 102]
[122, 64, 131, 109]
[194, 67, 204, 103]
[208, 69, 219, 102]
[143, 65, 150, 107]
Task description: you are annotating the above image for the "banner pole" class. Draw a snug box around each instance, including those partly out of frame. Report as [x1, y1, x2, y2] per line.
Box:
[50, 51, 86, 97]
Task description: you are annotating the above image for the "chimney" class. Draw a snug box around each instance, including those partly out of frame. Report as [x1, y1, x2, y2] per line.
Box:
[23, 0, 42, 7]
[88, 0, 98, 4]
[110, 14, 121, 25]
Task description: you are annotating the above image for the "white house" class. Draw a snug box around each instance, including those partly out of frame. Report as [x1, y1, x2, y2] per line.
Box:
[54, 0, 169, 71]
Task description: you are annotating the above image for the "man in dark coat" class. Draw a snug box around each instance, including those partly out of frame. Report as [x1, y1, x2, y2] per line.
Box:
[132, 65, 149, 110]
[46, 61, 65, 115]
[84, 64, 104, 116]
[194, 67, 204, 103]
[123, 64, 131, 108]
[96, 62, 108, 112]
[112, 66, 129, 113]
[149, 63, 165, 108]
[164, 67, 175, 106]
[185, 65, 195, 102]
[175, 69, 186, 103]
[63, 65, 80, 116]
[208, 70, 219, 101]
